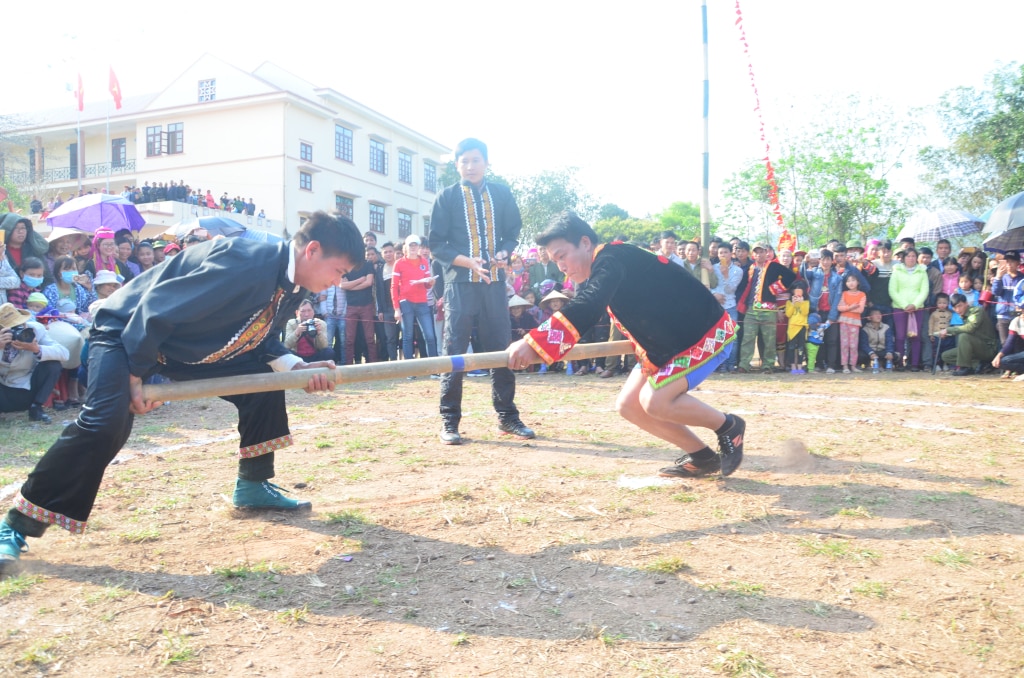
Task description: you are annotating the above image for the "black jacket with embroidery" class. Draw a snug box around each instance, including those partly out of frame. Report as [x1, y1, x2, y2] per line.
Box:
[526, 242, 727, 370]
[94, 238, 305, 378]
[428, 180, 521, 285]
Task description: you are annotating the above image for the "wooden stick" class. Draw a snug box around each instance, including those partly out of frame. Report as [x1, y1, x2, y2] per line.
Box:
[141, 340, 634, 402]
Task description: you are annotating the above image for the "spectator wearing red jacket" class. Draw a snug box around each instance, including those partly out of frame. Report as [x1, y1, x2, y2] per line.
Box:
[391, 235, 437, 361]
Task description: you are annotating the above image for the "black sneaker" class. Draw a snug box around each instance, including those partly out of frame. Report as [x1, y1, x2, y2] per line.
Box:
[440, 421, 462, 445]
[716, 414, 745, 476]
[28, 405, 51, 424]
[498, 419, 535, 439]
[659, 454, 721, 478]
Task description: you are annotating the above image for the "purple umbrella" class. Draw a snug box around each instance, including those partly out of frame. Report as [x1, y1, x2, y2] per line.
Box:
[46, 193, 146, 233]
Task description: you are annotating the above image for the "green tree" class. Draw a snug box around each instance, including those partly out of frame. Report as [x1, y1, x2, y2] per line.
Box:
[511, 167, 597, 244]
[718, 95, 916, 246]
[598, 203, 629, 220]
[919, 62, 1024, 212]
[0, 178, 29, 214]
[656, 201, 701, 238]
[592, 216, 662, 246]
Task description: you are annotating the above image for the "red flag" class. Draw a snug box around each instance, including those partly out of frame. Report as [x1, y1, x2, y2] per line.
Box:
[109, 67, 122, 109]
[74, 73, 84, 111]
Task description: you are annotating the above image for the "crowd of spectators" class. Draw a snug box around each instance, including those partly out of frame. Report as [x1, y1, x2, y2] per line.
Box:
[626, 232, 1024, 381]
[30, 182, 263, 221]
[3, 207, 1023, 428]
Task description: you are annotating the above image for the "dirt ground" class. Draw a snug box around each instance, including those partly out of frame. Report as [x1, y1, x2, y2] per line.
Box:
[1, 370, 1023, 677]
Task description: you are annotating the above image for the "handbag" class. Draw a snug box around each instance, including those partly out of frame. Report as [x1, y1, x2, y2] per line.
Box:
[907, 312, 918, 339]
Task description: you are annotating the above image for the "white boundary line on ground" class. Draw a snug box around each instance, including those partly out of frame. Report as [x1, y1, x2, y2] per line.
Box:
[702, 390, 1024, 415]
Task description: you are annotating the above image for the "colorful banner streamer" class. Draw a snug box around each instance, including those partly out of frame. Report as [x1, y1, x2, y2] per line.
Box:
[733, 0, 796, 252]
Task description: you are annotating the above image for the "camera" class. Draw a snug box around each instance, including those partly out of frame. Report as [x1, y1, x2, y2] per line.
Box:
[10, 324, 36, 344]
[304, 320, 317, 335]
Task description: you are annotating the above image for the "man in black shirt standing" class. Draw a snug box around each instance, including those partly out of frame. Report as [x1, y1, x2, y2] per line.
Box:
[428, 138, 533, 445]
[341, 255, 378, 365]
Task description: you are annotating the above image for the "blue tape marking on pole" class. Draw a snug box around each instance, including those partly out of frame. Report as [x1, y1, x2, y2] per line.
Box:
[702, 4, 708, 43]
[451, 356, 466, 372]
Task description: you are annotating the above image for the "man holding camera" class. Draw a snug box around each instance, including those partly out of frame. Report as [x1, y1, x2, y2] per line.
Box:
[284, 299, 333, 362]
[0, 303, 69, 424]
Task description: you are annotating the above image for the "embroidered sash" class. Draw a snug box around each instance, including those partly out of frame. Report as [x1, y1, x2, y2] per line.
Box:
[461, 184, 497, 283]
[195, 288, 287, 364]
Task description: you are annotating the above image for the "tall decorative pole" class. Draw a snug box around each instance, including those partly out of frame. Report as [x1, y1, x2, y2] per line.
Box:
[700, 0, 712, 254]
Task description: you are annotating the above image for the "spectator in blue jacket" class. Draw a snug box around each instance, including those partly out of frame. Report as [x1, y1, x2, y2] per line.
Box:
[802, 249, 843, 371]
[991, 252, 1024, 346]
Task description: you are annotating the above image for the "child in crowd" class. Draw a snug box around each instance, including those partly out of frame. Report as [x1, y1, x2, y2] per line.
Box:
[87, 270, 122, 316]
[928, 292, 956, 372]
[837, 274, 866, 373]
[958, 275, 980, 307]
[509, 294, 538, 340]
[784, 280, 810, 374]
[806, 313, 829, 371]
[522, 290, 544, 326]
[859, 307, 894, 372]
[8, 257, 47, 309]
[537, 290, 571, 373]
[538, 290, 569, 324]
[941, 257, 961, 296]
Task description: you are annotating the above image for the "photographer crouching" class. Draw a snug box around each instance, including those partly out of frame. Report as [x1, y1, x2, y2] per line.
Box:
[283, 299, 334, 362]
[0, 303, 69, 424]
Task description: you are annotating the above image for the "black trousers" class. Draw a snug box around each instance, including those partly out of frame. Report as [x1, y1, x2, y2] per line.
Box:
[439, 282, 518, 425]
[6, 332, 289, 537]
[784, 328, 807, 366]
[0, 360, 62, 413]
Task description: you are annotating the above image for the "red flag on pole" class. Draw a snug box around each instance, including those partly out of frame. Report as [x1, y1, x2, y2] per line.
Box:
[74, 73, 84, 111]
[109, 67, 122, 109]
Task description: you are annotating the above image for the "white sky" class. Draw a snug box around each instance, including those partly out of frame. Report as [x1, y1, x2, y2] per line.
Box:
[3, 0, 1020, 218]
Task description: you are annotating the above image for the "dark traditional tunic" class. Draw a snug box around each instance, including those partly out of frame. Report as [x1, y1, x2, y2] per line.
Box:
[95, 238, 301, 378]
[526, 242, 735, 381]
[9, 238, 309, 536]
[428, 180, 521, 285]
[428, 180, 524, 424]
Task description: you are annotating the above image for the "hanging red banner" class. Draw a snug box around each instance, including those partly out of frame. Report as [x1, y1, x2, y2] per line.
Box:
[734, 0, 792, 250]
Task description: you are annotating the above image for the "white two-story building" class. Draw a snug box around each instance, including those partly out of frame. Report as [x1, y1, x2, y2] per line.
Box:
[0, 54, 449, 241]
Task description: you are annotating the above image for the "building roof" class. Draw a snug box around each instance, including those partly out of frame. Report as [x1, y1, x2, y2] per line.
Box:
[4, 54, 449, 153]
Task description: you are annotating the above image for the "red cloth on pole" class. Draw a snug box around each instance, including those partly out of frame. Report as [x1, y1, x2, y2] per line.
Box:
[109, 68, 122, 109]
[778, 229, 797, 253]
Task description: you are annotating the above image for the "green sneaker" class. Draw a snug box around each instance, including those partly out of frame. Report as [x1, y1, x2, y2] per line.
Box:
[232, 479, 312, 511]
[0, 521, 28, 576]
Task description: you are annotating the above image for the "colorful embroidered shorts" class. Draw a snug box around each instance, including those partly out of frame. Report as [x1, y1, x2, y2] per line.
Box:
[636, 313, 736, 390]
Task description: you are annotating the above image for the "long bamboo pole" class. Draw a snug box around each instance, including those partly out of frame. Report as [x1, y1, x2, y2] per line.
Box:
[141, 340, 634, 403]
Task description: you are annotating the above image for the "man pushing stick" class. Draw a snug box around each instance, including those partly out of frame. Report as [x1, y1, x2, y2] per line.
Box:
[0, 211, 364, 575]
[507, 212, 746, 478]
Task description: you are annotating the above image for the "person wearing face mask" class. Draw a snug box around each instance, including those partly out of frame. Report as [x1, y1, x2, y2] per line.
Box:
[43, 256, 97, 321]
[8, 258, 47, 310]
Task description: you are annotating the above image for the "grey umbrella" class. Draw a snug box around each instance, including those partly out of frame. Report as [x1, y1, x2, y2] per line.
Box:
[981, 190, 1024, 235]
[897, 209, 984, 242]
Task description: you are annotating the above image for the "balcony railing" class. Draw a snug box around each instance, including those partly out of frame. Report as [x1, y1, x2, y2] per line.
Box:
[3, 159, 137, 186]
